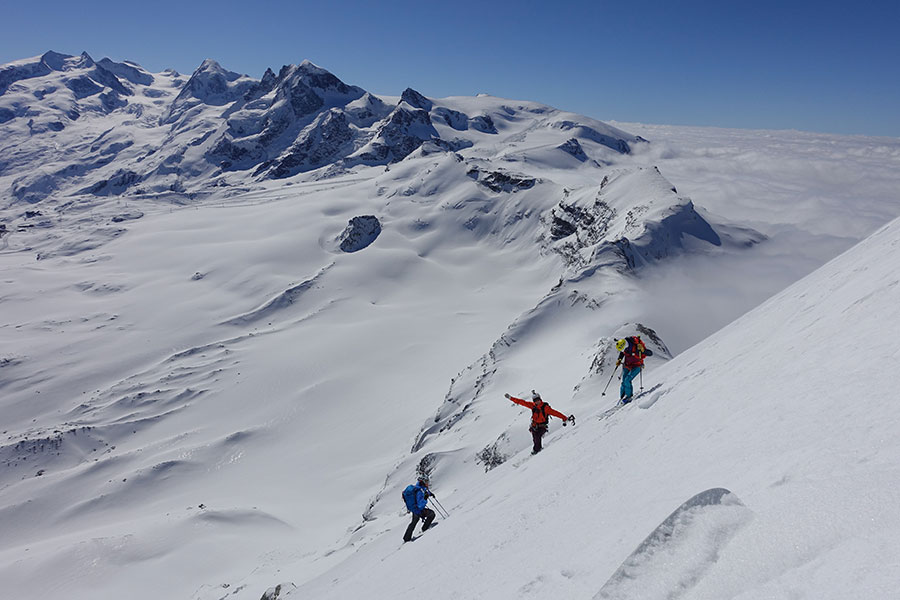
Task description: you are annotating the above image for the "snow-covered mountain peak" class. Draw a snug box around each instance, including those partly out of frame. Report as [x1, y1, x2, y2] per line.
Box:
[400, 86, 432, 110]
[166, 59, 254, 113]
[40, 49, 92, 71]
[97, 57, 154, 86]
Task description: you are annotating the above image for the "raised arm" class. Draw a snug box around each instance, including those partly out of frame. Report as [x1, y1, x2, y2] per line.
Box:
[505, 393, 534, 409]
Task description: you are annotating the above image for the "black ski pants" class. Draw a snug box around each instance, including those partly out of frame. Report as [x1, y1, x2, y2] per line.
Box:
[530, 423, 548, 454]
[404, 507, 436, 542]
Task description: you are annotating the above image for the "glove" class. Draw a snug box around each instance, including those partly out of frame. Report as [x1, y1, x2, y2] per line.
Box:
[562, 419, 567, 427]
[504, 393, 511, 399]
[615, 360, 621, 367]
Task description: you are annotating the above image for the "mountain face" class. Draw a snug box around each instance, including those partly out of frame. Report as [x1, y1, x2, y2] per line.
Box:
[0, 51, 790, 600]
[0, 52, 644, 208]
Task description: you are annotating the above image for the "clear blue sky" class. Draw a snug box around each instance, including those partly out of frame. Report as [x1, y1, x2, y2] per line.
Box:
[4, 0, 899, 137]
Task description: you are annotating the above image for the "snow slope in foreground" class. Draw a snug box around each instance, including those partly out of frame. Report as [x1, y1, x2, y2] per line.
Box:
[287, 215, 900, 599]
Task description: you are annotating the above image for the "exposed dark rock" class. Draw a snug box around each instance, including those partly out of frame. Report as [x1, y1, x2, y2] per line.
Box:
[260, 583, 297, 600]
[470, 168, 537, 193]
[267, 109, 353, 178]
[243, 68, 278, 101]
[558, 138, 588, 161]
[345, 93, 390, 125]
[89, 63, 132, 96]
[339, 215, 382, 252]
[66, 76, 103, 99]
[286, 79, 324, 117]
[469, 114, 497, 134]
[547, 193, 620, 271]
[433, 107, 468, 130]
[82, 170, 141, 196]
[400, 87, 432, 110]
[100, 92, 127, 111]
[477, 433, 511, 472]
[260, 68, 277, 90]
[11, 171, 58, 204]
[111, 211, 143, 223]
[163, 59, 257, 124]
[552, 120, 632, 154]
[0, 57, 52, 95]
[356, 105, 438, 164]
[428, 138, 474, 153]
[98, 58, 154, 86]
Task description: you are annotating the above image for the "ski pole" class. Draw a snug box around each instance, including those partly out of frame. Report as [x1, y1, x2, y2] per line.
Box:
[601, 363, 620, 396]
[434, 497, 449, 518]
[639, 366, 644, 393]
[431, 496, 450, 518]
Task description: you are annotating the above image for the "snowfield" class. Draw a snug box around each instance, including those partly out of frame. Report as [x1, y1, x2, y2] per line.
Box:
[1, 52, 899, 600]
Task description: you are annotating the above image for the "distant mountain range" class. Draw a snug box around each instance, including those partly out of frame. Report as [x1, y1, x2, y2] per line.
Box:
[0, 51, 646, 204]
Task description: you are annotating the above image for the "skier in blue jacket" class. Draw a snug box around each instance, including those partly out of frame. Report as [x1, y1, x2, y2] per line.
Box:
[402, 475, 436, 542]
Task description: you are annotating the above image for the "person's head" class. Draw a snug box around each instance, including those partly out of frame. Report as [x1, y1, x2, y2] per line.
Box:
[532, 390, 542, 401]
[615, 339, 627, 352]
[417, 474, 430, 487]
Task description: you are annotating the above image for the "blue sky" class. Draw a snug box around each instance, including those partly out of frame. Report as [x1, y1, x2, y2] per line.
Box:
[3, 0, 899, 136]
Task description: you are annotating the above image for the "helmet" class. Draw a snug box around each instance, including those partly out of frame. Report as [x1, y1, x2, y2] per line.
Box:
[417, 474, 430, 486]
[531, 390, 541, 400]
[615, 339, 627, 352]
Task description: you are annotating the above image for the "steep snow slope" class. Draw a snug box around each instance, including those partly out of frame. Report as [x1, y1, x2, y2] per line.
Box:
[287, 197, 900, 600]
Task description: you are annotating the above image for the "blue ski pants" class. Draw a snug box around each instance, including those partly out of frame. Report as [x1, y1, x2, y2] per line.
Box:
[620, 366, 641, 400]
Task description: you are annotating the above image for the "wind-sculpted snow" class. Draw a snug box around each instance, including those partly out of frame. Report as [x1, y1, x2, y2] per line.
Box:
[221, 264, 334, 326]
[595, 488, 753, 600]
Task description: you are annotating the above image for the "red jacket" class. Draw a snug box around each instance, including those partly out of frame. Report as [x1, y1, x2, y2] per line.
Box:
[508, 396, 568, 426]
[618, 337, 651, 369]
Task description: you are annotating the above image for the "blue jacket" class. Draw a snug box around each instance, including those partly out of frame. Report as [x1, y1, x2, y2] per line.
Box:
[403, 483, 430, 515]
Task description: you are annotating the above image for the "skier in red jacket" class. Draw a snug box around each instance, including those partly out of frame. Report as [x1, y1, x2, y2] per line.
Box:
[616, 336, 653, 403]
[505, 390, 575, 454]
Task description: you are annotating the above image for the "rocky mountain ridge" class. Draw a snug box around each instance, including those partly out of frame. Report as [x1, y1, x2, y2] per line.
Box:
[0, 51, 642, 208]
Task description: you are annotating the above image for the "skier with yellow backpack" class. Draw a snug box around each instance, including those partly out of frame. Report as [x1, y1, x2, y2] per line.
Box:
[616, 336, 653, 403]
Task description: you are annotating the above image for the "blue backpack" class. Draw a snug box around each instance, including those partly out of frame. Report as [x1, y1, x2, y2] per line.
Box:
[402, 484, 419, 512]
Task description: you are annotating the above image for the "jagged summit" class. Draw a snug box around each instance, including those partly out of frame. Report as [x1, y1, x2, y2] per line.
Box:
[1, 52, 646, 204]
[400, 87, 432, 110]
[166, 59, 254, 114]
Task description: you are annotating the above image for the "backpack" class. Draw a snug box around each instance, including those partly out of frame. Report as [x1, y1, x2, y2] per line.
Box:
[402, 484, 419, 512]
[625, 336, 646, 356]
[623, 336, 651, 367]
[531, 401, 550, 425]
